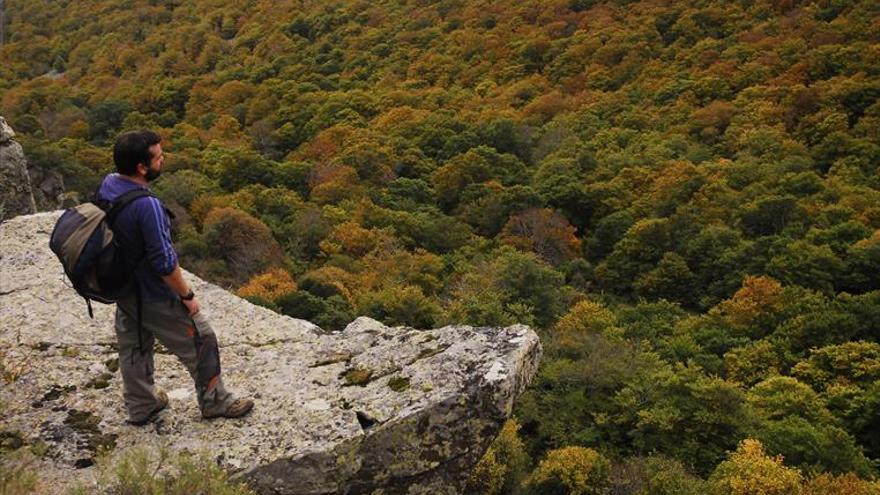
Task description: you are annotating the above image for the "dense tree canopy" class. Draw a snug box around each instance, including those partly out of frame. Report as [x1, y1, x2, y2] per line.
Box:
[3, 0, 879, 492]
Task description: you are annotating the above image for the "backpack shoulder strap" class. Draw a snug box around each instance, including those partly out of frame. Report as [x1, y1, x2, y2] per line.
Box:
[91, 178, 110, 211]
[105, 189, 156, 226]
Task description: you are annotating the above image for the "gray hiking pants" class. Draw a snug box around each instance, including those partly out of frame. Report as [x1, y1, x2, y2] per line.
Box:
[115, 296, 234, 422]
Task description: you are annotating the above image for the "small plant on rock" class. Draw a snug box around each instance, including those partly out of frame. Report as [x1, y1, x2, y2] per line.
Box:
[68, 446, 256, 495]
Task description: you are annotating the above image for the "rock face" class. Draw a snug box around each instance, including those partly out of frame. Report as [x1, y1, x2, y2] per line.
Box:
[0, 212, 542, 494]
[0, 116, 37, 220]
[0, 115, 65, 219]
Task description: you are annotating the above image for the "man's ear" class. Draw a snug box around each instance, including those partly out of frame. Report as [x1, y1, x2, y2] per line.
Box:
[136, 162, 147, 176]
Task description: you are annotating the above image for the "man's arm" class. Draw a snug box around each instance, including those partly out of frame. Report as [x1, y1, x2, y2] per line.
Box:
[162, 264, 200, 315]
[136, 196, 199, 315]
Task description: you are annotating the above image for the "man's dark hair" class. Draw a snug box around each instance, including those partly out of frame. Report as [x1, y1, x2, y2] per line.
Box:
[113, 130, 161, 176]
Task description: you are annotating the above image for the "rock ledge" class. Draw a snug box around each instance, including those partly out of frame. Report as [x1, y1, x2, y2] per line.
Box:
[0, 211, 542, 494]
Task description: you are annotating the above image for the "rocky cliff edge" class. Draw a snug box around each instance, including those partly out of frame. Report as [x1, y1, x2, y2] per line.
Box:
[0, 116, 65, 221]
[0, 211, 542, 494]
[0, 116, 37, 220]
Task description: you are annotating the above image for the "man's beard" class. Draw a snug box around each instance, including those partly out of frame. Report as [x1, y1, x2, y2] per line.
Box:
[145, 166, 161, 182]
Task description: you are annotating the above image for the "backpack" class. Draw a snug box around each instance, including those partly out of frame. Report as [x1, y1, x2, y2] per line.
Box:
[49, 189, 154, 316]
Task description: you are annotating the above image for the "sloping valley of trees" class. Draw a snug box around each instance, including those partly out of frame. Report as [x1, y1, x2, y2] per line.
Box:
[2, 0, 879, 493]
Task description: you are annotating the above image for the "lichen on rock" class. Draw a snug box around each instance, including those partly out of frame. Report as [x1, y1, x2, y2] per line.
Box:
[0, 211, 542, 494]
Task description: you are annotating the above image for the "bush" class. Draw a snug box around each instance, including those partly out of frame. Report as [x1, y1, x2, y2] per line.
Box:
[152, 170, 220, 208]
[554, 300, 617, 336]
[608, 455, 707, 495]
[69, 446, 255, 495]
[802, 473, 880, 495]
[708, 439, 801, 495]
[237, 268, 298, 303]
[466, 419, 531, 495]
[0, 451, 38, 495]
[359, 285, 441, 329]
[526, 446, 610, 495]
[276, 291, 354, 331]
[202, 207, 285, 285]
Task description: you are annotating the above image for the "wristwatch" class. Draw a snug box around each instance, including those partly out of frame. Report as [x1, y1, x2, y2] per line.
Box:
[181, 289, 195, 301]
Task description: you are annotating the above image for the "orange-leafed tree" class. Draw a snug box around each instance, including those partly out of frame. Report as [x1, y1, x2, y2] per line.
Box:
[238, 267, 298, 304]
[711, 275, 785, 329]
[202, 207, 285, 285]
[319, 221, 395, 258]
[309, 165, 366, 205]
[500, 207, 582, 266]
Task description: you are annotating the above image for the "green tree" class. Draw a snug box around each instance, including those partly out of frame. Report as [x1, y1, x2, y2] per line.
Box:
[358, 285, 441, 329]
[633, 252, 696, 304]
[152, 169, 220, 208]
[613, 364, 754, 475]
[767, 240, 844, 294]
[792, 342, 880, 459]
[87, 99, 133, 144]
[432, 149, 492, 211]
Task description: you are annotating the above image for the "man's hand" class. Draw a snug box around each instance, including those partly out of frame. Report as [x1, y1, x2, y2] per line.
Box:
[182, 296, 200, 316]
[162, 265, 200, 315]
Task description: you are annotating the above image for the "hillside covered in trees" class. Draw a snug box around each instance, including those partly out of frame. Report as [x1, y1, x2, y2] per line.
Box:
[2, 0, 879, 493]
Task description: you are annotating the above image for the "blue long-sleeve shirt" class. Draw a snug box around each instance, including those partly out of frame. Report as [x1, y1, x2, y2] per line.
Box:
[96, 174, 178, 302]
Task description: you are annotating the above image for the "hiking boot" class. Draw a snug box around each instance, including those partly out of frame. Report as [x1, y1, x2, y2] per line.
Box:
[203, 398, 254, 420]
[127, 388, 169, 426]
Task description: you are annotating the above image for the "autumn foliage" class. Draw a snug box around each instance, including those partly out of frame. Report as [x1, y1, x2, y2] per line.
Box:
[3, 0, 880, 491]
[500, 208, 582, 266]
[202, 207, 284, 285]
[237, 267, 298, 303]
[708, 439, 802, 495]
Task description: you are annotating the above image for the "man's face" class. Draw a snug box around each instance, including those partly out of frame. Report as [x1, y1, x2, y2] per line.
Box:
[144, 143, 164, 182]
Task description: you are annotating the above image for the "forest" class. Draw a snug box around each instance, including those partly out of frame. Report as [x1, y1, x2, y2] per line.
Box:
[1, 0, 879, 493]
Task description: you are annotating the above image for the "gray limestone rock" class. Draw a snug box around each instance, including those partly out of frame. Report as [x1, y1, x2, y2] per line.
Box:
[0, 211, 542, 494]
[0, 116, 37, 220]
[0, 115, 15, 144]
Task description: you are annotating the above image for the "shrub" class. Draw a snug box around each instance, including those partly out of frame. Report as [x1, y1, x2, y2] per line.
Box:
[276, 292, 354, 331]
[467, 447, 506, 495]
[802, 473, 880, 495]
[708, 439, 801, 495]
[554, 300, 617, 336]
[526, 446, 610, 495]
[466, 419, 531, 495]
[0, 451, 38, 495]
[608, 455, 707, 495]
[202, 207, 285, 285]
[237, 268, 298, 303]
[359, 285, 441, 329]
[152, 170, 220, 208]
[69, 446, 255, 495]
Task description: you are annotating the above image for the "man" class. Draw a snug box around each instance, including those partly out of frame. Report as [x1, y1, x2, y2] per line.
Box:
[96, 129, 253, 425]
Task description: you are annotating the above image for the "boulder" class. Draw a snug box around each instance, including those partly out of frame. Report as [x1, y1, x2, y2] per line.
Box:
[0, 211, 542, 494]
[0, 116, 37, 220]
